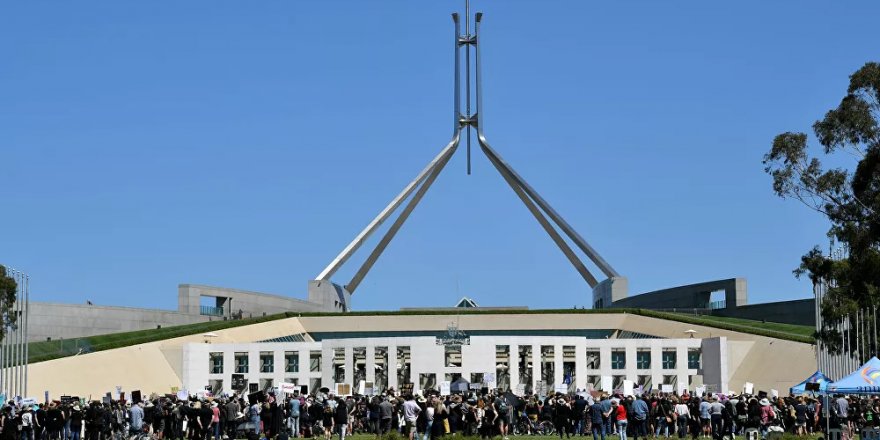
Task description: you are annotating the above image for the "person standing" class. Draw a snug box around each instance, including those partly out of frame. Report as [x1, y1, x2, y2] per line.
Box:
[631, 396, 649, 440]
[590, 398, 608, 440]
[402, 396, 421, 440]
[614, 400, 628, 440]
[673, 398, 690, 439]
[379, 397, 394, 435]
[334, 399, 348, 440]
[288, 396, 301, 438]
[708, 397, 725, 440]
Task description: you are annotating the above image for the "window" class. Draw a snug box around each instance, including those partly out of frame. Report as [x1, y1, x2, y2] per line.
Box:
[586, 350, 600, 370]
[612, 375, 625, 391]
[662, 350, 676, 369]
[637, 375, 652, 390]
[235, 352, 249, 374]
[208, 379, 223, 393]
[611, 350, 626, 369]
[260, 352, 274, 373]
[688, 349, 701, 369]
[419, 373, 437, 391]
[471, 373, 484, 385]
[259, 378, 274, 391]
[310, 351, 321, 372]
[636, 350, 651, 369]
[285, 351, 299, 373]
[210, 352, 224, 374]
[587, 375, 601, 390]
[445, 345, 461, 368]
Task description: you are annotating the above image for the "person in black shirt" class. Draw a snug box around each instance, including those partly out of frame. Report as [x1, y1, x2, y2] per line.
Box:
[334, 399, 349, 440]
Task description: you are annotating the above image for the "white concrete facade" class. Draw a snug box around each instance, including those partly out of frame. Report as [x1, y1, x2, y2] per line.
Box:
[183, 335, 711, 395]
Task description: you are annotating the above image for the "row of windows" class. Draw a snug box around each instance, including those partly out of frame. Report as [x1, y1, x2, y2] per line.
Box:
[597, 349, 700, 370]
[211, 348, 701, 375]
[210, 351, 322, 375]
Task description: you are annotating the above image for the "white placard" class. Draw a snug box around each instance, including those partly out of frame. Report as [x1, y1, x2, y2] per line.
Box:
[177, 390, 189, 401]
[364, 382, 374, 396]
[280, 382, 297, 395]
[357, 381, 366, 396]
[743, 382, 754, 394]
[440, 381, 451, 396]
[555, 384, 568, 394]
[601, 376, 612, 392]
[484, 372, 496, 388]
[661, 385, 673, 393]
[770, 389, 779, 398]
[515, 384, 525, 395]
[695, 386, 706, 397]
[623, 380, 634, 396]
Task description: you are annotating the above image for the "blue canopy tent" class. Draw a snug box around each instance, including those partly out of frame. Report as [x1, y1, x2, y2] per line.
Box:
[826, 357, 880, 394]
[790, 371, 832, 395]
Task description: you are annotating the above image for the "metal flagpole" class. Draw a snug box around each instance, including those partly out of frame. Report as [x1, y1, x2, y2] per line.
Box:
[15, 270, 22, 397]
[24, 274, 29, 396]
[0, 268, 7, 395]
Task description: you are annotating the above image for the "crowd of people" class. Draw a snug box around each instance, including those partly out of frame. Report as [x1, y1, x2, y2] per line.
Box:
[0, 389, 874, 440]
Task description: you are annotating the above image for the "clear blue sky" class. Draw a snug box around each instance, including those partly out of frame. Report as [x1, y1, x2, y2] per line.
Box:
[2, 1, 878, 310]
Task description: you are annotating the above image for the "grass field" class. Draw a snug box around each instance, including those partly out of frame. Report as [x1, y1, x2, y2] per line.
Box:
[26, 308, 816, 364]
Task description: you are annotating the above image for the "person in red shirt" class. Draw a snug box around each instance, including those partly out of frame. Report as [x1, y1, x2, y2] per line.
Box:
[613, 400, 628, 440]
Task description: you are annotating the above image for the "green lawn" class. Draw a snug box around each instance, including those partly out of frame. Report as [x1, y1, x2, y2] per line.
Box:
[26, 308, 816, 364]
[27, 311, 298, 363]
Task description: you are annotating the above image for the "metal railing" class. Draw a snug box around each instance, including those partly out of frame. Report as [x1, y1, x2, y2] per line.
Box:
[200, 305, 224, 317]
[708, 300, 727, 310]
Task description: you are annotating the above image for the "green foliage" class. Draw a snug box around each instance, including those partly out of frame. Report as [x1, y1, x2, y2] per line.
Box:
[763, 61, 880, 353]
[0, 265, 19, 342]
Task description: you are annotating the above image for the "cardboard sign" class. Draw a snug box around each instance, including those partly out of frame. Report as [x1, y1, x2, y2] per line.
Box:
[335, 383, 352, 396]
[661, 385, 673, 393]
[743, 382, 754, 395]
[114, 386, 122, 400]
[695, 386, 706, 396]
[399, 383, 414, 396]
[176, 390, 189, 401]
[601, 376, 612, 392]
[623, 380, 634, 396]
[554, 384, 568, 394]
[364, 381, 374, 396]
[770, 389, 779, 399]
[131, 390, 142, 404]
[231, 374, 247, 391]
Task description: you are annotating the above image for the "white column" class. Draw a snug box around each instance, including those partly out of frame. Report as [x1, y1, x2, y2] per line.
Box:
[554, 344, 563, 388]
[366, 345, 376, 383]
[509, 343, 519, 392]
[575, 344, 588, 392]
[344, 346, 354, 387]
[388, 345, 399, 391]
[322, 346, 334, 390]
[531, 344, 541, 391]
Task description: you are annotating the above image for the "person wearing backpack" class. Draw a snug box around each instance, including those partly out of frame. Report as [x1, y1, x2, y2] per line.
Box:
[494, 396, 510, 440]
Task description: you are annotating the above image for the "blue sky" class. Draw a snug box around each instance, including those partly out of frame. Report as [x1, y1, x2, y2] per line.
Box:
[2, 1, 878, 311]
